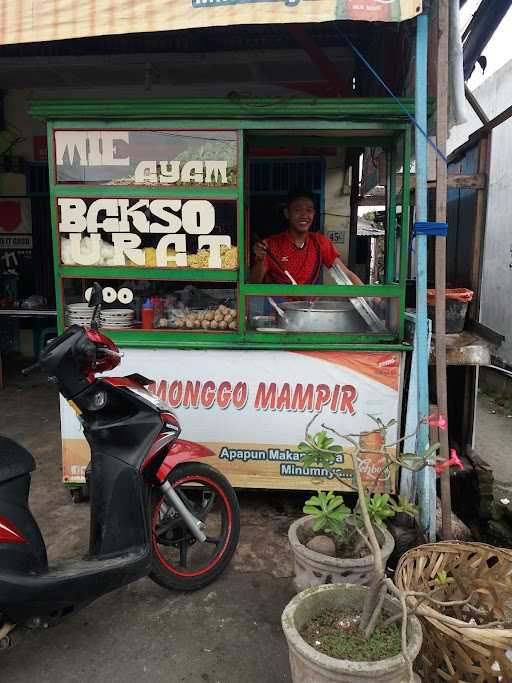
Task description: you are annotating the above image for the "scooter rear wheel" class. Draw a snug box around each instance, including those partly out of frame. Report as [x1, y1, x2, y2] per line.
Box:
[150, 462, 240, 591]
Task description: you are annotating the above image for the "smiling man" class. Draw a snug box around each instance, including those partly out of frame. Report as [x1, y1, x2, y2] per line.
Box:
[250, 189, 362, 285]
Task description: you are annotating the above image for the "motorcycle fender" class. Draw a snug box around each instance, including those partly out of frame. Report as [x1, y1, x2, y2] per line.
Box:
[156, 439, 214, 482]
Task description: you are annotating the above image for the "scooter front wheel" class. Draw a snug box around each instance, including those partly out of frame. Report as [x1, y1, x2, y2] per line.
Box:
[150, 462, 240, 591]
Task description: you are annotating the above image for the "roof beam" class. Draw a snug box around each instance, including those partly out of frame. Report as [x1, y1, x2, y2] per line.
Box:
[463, 0, 512, 79]
[464, 84, 489, 124]
[287, 25, 350, 97]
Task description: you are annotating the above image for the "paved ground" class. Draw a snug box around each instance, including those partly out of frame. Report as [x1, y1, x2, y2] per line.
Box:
[0, 366, 298, 683]
[475, 391, 512, 488]
[3, 360, 510, 682]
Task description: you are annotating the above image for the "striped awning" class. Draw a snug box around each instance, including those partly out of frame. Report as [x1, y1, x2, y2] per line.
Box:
[0, 1, 422, 46]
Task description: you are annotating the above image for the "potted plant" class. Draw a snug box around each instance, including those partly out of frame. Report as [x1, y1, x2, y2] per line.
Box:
[289, 491, 404, 591]
[282, 583, 423, 683]
[282, 413, 466, 682]
[289, 417, 416, 592]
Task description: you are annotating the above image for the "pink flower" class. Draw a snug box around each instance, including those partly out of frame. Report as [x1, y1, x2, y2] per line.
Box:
[449, 449, 463, 471]
[433, 449, 464, 475]
[426, 413, 448, 431]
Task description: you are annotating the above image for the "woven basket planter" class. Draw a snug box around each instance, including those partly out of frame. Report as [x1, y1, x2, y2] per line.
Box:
[289, 516, 395, 592]
[396, 541, 512, 682]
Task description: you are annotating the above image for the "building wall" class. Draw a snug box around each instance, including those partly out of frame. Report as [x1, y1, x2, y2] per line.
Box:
[448, 60, 512, 366]
[0, 89, 41, 196]
[324, 149, 351, 265]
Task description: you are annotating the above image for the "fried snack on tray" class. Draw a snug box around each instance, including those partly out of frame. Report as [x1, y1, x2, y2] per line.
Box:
[127, 245, 238, 269]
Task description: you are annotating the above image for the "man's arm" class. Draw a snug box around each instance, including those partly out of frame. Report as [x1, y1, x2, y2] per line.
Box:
[332, 257, 364, 286]
[250, 240, 268, 283]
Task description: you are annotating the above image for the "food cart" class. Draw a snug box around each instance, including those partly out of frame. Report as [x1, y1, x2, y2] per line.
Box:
[31, 98, 413, 498]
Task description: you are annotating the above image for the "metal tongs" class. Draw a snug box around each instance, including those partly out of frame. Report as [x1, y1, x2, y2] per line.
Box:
[329, 263, 386, 332]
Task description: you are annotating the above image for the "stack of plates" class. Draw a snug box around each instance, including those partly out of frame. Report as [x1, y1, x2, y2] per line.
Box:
[100, 308, 135, 329]
[66, 303, 94, 327]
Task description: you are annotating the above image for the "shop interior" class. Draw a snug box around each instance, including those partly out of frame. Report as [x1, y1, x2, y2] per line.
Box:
[0, 161, 55, 372]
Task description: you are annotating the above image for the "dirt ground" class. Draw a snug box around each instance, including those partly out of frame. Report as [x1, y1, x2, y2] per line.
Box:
[0, 365, 300, 683]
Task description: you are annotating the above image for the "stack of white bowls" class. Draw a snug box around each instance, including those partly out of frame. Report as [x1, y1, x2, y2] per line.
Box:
[100, 308, 135, 329]
[65, 302, 94, 327]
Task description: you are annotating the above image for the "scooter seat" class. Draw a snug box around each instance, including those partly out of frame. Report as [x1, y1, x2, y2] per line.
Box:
[0, 436, 36, 483]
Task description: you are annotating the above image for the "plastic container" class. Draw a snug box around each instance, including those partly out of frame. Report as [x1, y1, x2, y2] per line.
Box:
[427, 288, 474, 334]
[141, 298, 154, 330]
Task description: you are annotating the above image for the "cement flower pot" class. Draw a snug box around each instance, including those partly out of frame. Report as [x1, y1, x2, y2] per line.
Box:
[281, 583, 423, 683]
[289, 516, 395, 592]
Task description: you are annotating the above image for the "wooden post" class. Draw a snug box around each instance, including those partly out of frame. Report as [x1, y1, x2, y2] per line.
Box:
[348, 151, 360, 272]
[469, 134, 491, 318]
[435, 0, 452, 539]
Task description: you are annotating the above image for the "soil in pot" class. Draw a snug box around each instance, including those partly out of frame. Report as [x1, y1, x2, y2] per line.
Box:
[300, 608, 401, 662]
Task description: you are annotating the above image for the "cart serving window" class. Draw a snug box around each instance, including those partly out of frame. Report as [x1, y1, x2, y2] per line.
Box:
[45, 101, 412, 350]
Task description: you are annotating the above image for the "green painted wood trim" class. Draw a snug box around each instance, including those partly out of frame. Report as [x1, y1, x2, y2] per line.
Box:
[37, 116, 411, 132]
[104, 329, 411, 351]
[247, 135, 393, 148]
[237, 133, 246, 335]
[385, 147, 397, 282]
[59, 267, 238, 281]
[47, 122, 65, 332]
[53, 185, 238, 198]
[43, 118, 409, 131]
[242, 332, 396, 344]
[30, 98, 422, 120]
[242, 284, 400, 297]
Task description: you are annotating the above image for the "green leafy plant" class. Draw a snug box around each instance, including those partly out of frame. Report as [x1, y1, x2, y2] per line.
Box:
[303, 491, 351, 538]
[298, 431, 342, 469]
[365, 493, 400, 528]
[435, 570, 455, 586]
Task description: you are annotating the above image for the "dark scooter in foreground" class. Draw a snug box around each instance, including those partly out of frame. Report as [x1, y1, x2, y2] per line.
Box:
[0, 283, 240, 647]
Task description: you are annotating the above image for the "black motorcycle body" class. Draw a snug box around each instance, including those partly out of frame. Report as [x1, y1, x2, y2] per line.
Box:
[0, 318, 239, 630]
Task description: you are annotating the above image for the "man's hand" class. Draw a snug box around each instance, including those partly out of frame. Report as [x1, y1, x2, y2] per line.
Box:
[253, 240, 268, 264]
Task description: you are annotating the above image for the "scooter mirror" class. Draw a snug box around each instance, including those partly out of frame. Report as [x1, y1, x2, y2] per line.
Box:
[88, 282, 102, 309]
[89, 282, 102, 331]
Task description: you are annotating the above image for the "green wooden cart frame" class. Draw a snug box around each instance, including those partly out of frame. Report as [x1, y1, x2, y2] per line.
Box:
[31, 97, 413, 351]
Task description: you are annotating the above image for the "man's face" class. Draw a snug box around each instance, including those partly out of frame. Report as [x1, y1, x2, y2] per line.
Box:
[285, 197, 315, 234]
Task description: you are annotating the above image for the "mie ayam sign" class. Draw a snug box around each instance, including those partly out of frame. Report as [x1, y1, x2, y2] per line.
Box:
[56, 130, 231, 269]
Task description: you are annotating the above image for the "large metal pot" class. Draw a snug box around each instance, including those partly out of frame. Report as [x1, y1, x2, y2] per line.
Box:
[280, 299, 367, 333]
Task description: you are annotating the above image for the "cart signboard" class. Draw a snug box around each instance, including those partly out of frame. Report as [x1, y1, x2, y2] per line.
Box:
[60, 349, 402, 492]
[0, 1, 422, 46]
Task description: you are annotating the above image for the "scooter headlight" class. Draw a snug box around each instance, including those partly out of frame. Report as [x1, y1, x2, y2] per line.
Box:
[161, 412, 181, 437]
[82, 389, 108, 411]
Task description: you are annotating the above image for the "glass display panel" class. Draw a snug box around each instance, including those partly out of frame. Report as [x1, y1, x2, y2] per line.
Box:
[63, 279, 237, 332]
[246, 296, 398, 335]
[54, 130, 238, 186]
[57, 197, 238, 270]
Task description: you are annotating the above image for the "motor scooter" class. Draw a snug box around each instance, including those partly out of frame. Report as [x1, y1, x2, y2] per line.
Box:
[0, 283, 240, 646]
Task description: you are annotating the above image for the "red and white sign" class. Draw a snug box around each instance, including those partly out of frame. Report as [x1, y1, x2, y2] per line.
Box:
[0, 198, 31, 235]
[60, 349, 402, 491]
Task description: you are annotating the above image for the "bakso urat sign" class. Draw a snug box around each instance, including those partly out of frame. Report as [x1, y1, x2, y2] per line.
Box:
[56, 131, 232, 269]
